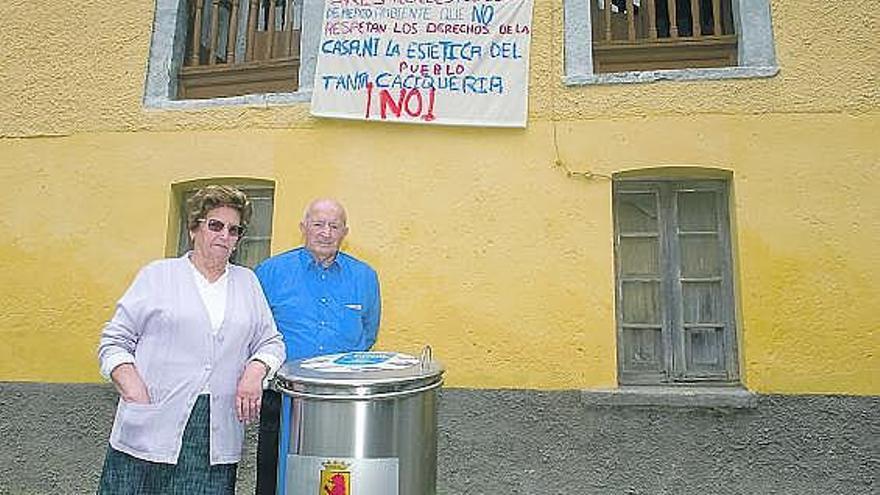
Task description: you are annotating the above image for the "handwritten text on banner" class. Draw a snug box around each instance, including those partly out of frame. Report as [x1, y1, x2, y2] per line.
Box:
[310, 0, 534, 127]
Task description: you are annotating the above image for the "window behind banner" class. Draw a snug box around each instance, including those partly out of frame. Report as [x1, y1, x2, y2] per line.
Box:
[563, 0, 777, 85]
[592, 0, 737, 73]
[179, 0, 302, 99]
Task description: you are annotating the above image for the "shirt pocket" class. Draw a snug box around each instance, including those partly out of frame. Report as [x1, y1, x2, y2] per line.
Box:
[339, 304, 365, 345]
[118, 400, 167, 453]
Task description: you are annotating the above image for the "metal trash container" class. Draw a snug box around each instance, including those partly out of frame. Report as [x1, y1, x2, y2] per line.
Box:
[273, 349, 444, 495]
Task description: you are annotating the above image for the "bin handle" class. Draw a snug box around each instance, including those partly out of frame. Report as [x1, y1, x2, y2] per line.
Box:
[419, 345, 433, 371]
[278, 379, 443, 401]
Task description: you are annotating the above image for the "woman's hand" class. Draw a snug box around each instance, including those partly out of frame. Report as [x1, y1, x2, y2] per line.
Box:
[110, 363, 150, 404]
[236, 360, 268, 423]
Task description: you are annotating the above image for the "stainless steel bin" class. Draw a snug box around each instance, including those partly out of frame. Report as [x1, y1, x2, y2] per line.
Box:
[274, 350, 444, 495]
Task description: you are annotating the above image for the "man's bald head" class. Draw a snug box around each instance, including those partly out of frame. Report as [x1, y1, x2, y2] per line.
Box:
[299, 198, 349, 266]
[302, 198, 347, 226]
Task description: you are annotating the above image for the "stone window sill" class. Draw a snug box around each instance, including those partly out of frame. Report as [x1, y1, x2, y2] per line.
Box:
[145, 91, 312, 110]
[565, 65, 779, 86]
[580, 386, 758, 409]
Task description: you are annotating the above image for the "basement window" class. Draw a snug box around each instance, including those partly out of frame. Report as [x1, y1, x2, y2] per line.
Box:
[613, 178, 740, 384]
[171, 179, 275, 268]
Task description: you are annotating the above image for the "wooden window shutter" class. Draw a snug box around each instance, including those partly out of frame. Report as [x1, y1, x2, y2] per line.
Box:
[615, 179, 739, 385]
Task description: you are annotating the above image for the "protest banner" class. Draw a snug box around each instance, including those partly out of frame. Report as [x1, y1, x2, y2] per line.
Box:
[310, 0, 534, 127]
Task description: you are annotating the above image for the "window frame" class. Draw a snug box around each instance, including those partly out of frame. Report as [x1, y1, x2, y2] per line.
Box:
[563, 0, 778, 85]
[144, 0, 323, 108]
[613, 177, 740, 385]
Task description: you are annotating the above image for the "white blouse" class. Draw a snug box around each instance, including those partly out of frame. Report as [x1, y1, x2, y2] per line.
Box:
[188, 259, 229, 333]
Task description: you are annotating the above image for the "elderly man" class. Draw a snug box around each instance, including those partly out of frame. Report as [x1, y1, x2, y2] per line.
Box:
[253, 198, 381, 495]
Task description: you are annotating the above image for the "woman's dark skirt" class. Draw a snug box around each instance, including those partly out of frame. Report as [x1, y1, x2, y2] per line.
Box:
[97, 395, 237, 495]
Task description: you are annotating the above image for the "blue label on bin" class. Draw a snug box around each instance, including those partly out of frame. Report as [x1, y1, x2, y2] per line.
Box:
[333, 352, 395, 366]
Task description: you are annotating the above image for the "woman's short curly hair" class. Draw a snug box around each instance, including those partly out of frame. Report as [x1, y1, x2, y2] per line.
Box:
[185, 185, 253, 232]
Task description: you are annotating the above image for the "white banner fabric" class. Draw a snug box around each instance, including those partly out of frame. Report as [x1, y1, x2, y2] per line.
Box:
[310, 0, 535, 127]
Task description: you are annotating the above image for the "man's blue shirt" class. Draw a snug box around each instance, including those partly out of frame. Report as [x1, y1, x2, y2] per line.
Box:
[254, 247, 381, 361]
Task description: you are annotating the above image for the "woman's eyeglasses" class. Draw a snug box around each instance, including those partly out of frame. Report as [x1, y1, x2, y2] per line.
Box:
[200, 218, 246, 238]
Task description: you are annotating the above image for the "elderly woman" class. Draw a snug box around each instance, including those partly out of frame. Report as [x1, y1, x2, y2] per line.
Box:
[96, 185, 285, 494]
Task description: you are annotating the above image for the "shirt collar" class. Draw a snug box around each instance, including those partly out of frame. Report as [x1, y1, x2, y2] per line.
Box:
[297, 247, 342, 272]
[185, 251, 229, 286]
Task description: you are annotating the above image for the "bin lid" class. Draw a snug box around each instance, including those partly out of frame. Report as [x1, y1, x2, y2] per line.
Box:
[275, 351, 445, 395]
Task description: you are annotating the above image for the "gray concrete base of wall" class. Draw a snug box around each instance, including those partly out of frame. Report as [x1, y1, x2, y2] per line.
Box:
[0, 383, 876, 494]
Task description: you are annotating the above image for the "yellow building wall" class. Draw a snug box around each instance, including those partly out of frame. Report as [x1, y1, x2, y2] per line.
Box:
[0, 1, 877, 394]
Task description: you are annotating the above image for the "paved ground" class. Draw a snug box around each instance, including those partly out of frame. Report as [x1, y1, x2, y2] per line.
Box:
[1, 384, 877, 494]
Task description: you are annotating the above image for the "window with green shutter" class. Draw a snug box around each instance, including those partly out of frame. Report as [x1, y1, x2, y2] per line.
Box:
[175, 182, 275, 268]
[613, 179, 739, 384]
